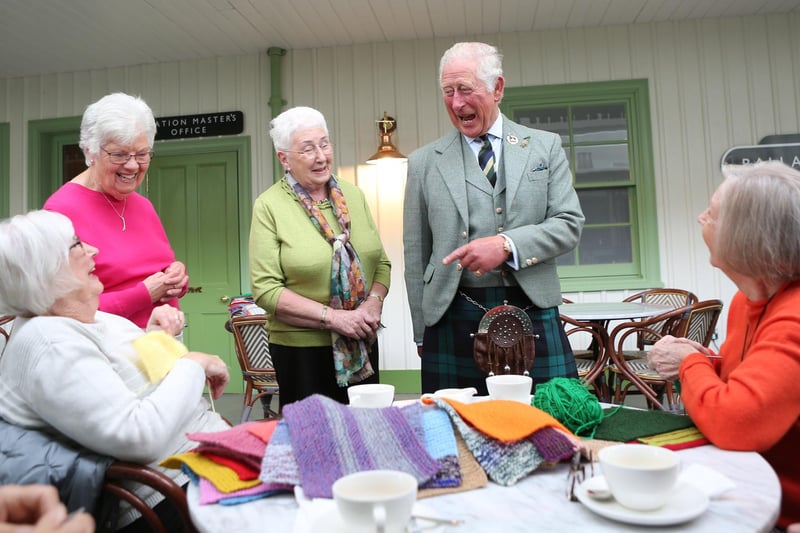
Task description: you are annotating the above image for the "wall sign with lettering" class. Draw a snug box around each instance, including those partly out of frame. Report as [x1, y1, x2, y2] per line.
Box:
[155, 111, 244, 140]
[721, 143, 800, 169]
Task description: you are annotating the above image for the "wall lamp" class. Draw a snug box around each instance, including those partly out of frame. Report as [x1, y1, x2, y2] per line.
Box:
[366, 112, 407, 164]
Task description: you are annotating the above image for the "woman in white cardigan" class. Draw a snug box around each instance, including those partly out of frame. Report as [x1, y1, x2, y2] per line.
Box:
[0, 210, 230, 531]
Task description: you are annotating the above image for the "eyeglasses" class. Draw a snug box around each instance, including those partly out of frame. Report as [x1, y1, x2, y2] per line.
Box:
[102, 148, 154, 165]
[283, 141, 333, 159]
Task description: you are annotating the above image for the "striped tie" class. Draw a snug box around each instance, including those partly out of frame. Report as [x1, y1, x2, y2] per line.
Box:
[478, 134, 497, 187]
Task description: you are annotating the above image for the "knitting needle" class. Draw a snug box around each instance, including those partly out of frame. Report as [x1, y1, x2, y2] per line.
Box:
[207, 379, 216, 413]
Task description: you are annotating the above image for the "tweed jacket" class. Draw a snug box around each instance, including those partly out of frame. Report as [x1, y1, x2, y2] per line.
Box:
[403, 115, 584, 342]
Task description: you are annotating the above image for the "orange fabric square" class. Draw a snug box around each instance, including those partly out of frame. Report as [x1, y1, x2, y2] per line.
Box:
[442, 399, 571, 442]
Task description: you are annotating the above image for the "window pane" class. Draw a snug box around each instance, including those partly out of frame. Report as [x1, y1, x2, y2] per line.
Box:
[572, 104, 627, 142]
[515, 107, 569, 143]
[577, 189, 630, 224]
[579, 226, 633, 264]
[574, 144, 629, 184]
[557, 248, 576, 267]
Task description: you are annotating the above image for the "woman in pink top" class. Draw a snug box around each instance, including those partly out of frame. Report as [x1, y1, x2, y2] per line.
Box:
[44, 92, 188, 328]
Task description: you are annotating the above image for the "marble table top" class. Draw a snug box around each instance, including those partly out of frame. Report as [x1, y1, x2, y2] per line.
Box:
[559, 302, 672, 322]
[187, 443, 780, 532]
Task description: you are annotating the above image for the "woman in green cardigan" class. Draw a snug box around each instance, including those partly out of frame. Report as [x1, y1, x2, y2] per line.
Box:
[249, 106, 391, 410]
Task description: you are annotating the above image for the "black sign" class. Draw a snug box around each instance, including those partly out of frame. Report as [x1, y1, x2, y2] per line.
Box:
[155, 111, 244, 141]
[721, 143, 800, 169]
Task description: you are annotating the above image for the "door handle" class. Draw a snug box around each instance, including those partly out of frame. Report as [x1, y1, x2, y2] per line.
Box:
[220, 295, 230, 303]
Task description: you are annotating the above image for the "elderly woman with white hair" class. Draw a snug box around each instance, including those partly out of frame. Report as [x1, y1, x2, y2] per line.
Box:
[647, 161, 800, 529]
[249, 106, 391, 409]
[0, 210, 229, 531]
[44, 92, 188, 330]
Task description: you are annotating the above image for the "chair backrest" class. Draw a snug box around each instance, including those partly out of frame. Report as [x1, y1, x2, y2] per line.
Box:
[560, 313, 609, 387]
[0, 316, 13, 354]
[683, 299, 723, 347]
[101, 461, 197, 533]
[226, 315, 273, 373]
[623, 289, 699, 348]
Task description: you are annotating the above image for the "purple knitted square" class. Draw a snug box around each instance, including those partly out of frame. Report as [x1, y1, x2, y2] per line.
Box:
[282, 394, 440, 498]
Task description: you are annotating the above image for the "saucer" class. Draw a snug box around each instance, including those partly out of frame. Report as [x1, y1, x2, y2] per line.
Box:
[305, 502, 445, 533]
[575, 476, 709, 526]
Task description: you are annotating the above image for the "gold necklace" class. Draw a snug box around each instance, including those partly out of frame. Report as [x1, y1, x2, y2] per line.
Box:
[101, 192, 127, 231]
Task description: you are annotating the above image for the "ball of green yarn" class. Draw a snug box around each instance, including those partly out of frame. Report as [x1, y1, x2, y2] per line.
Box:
[533, 377, 604, 437]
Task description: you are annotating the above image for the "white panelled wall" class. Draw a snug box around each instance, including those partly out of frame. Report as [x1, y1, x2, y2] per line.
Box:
[2, 13, 799, 370]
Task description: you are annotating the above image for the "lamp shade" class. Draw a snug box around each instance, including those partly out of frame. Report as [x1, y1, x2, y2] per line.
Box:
[366, 112, 407, 164]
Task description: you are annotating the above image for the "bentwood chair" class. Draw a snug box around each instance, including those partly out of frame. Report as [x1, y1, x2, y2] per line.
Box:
[608, 299, 723, 410]
[225, 315, 280, 423]
[100, 461, 198, 533]
[560, 313, 610, 401]
[621, 288, 699, 351]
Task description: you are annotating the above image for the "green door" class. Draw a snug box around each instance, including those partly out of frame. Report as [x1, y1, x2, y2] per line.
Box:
[147, 151, 244, 393]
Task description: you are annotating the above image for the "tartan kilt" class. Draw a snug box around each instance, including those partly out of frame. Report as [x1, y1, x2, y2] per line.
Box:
[421, 286, 577, 395]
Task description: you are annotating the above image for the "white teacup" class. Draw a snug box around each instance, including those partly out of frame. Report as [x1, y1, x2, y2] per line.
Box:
[347, 383, 395, 408]
[485, 374, 532, 404]
[332, 470, 418, 533]
[420, 387, 477, 403]
[598, 444, 680, 511]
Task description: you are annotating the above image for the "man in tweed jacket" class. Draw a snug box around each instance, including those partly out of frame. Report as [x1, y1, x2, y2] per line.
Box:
[403, 41, 584, 394]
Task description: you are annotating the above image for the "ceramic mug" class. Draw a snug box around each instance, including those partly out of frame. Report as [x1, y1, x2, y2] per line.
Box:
[598, 443, 680, 511]
[347, 383, 395, 408]
[332, 470, 417, 533]
[485, 374, 532, 404]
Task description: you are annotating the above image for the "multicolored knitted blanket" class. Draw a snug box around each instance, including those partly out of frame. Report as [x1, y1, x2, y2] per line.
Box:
[259, 394, 441, 498]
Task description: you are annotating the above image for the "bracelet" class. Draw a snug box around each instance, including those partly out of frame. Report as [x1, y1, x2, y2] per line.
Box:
[320, 305, 328, 328]
[368, 293, 384, 303]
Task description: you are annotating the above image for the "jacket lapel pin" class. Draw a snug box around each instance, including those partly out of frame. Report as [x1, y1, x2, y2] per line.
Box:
[506, 134, 518, 145]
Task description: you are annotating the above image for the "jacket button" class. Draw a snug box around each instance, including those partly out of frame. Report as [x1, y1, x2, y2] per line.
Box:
[496, 207, 503, 214]
[526, 259, 533, 266]
[462, 231, 468, 239]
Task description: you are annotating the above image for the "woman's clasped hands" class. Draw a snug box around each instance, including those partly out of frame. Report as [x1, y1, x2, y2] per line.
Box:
[647, 335, 713, 380]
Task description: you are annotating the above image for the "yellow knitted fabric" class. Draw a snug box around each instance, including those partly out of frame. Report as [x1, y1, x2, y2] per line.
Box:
[133, 330, 187, 383]
[638, 426, 706, 447]
[160, 452, 260, 493]
[442, 398, 571, 442]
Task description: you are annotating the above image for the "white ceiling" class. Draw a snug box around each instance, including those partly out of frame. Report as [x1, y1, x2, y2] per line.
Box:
[2, 0, 799, 79]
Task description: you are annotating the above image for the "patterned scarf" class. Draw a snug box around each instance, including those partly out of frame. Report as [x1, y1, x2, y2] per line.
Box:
[289, 175, 375, 386]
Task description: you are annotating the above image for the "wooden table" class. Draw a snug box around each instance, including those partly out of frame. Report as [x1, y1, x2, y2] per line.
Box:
[187, 442, 780, 532]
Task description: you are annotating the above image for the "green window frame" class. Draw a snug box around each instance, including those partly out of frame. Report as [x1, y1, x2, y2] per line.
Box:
[501, 79, 660, 291]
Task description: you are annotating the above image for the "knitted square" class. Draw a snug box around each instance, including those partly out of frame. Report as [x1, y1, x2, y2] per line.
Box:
[198, 476, 290, 505]
[280, 394, 440, 498]
[160, 451, 260, 493]
[418, 431, 488, 498]
[187, 422, 266, 464]
[435, 399, 551, 486]
[441, 398, 570, 442]
[418, 407, 461, 489]
[259, 420, 301, 486]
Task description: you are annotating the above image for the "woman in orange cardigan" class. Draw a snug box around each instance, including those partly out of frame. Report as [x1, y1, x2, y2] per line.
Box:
[648, 161, 800, 530]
